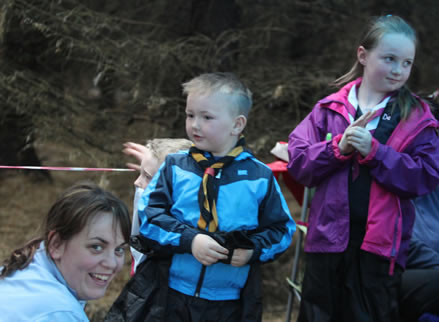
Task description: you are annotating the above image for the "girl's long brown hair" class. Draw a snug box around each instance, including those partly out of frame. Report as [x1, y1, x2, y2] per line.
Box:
[333, 15, 420, 119]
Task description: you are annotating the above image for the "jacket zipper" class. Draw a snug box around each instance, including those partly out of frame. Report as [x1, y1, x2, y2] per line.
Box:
[194, 265, 206, 297]
[389, 212, 400, 275]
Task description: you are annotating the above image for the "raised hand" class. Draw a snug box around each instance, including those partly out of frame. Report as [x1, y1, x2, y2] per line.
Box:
[191, 234, 229, 266]
[339, 110, 376, 155]
[122, 142, 148, 171]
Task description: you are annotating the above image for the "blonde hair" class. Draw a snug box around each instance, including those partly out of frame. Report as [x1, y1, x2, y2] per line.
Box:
[333, 15, 419, 119]
[182, 72, 253, 117]
[146, 138, 192, 164]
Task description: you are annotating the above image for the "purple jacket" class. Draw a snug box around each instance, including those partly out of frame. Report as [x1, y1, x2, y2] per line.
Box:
[287, 78, 439, 269]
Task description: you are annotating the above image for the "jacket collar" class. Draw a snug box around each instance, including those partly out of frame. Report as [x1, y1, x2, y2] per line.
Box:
[318, 78, 363, 123]
[388, 98, 438, 151]
[36, 242, 87, 307]
[318, 77, 395, 129]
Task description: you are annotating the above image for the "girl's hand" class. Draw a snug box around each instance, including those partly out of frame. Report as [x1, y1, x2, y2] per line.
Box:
[346, 127, 373, 157]
[122, 142, 148, 171]
[192, 234, 229, 266]
[230, 248, 253, 267]
[338, 110, 376, 155]
[338, 131, 355, 155]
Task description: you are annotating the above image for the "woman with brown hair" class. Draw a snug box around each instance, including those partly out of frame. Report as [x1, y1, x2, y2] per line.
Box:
[0, 182, 131, 321]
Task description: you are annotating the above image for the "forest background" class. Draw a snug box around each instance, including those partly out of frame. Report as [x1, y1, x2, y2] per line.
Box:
[1, 0, 438, 321]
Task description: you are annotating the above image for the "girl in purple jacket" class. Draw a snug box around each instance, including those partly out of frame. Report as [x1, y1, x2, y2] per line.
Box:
[288, 15, 439, 322]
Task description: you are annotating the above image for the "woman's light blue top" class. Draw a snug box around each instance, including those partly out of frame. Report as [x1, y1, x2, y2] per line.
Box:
[0, 243, 89, 322]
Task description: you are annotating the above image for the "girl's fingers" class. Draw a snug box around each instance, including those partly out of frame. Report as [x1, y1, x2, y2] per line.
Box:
[362, 110, 376, 124]
[126, 162, 141, 171]
[123, 141, 145, 150]
[352, 110, 376, 128]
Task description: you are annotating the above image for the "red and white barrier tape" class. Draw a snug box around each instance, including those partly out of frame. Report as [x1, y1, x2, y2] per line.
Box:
[0, 165, 135, 172]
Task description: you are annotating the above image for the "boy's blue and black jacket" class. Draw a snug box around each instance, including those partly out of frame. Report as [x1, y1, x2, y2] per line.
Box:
[138, 149, 295, 301]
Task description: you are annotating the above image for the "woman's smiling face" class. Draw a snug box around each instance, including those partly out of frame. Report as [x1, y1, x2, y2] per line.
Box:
[50, 211, 127, 300]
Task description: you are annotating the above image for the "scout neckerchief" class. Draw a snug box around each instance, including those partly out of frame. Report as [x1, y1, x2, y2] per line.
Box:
[190, 136, 245, 232]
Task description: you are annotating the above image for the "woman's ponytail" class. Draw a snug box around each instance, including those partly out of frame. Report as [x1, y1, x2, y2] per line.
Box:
[0, 239, 42, 278]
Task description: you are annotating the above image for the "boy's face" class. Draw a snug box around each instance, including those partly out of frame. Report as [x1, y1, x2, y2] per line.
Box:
[134, 148, 160, 189]
[185, 92, 240, 157]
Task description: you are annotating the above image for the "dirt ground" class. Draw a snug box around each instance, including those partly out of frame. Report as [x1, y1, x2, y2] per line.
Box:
[0, 142, 303, 321]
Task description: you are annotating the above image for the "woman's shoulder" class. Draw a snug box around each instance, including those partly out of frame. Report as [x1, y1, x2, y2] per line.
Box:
[33, 310, 89, 322]
[0, 250, 88, 321]
[0, 277, 87, 321]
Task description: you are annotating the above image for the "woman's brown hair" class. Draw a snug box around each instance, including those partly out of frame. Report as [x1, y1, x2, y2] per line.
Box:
[1, 182, 130, 278]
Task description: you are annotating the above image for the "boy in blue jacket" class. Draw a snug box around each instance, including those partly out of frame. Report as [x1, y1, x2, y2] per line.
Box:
[137, 72, 295, 321]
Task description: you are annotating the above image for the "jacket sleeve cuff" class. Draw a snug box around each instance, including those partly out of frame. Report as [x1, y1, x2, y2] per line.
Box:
[248, 242, 261, 264]
[357, 137, 379, 164]
[332, 134, 354, 161]
[180, 228, 199, 253]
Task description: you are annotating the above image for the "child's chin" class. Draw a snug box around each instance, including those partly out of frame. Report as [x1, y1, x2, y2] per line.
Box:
[194, 142, 207, 150]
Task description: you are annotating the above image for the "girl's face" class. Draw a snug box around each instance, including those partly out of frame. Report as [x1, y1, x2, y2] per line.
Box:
[134, 148, 160, 189]
[358, 32, 415, 95]
[50, 212, 127, 300]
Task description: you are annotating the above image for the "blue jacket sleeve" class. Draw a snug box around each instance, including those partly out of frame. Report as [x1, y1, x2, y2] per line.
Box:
[138, 159, 199, 255]
[248, 173, 296, 263]
[406, 239, 439, 269]
[407, 187, 439, 269]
